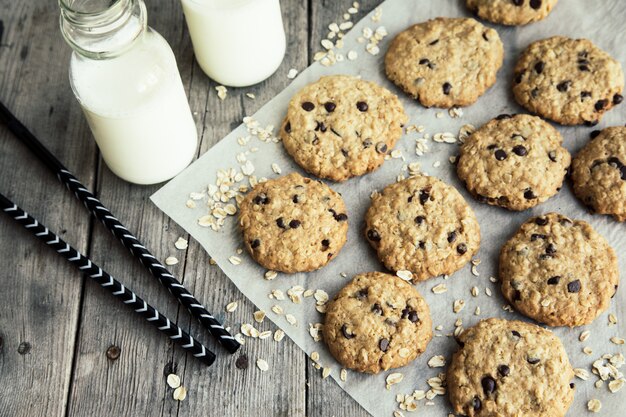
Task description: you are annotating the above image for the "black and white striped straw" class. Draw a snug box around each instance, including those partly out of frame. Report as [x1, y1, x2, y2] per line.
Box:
[0, 192, 216, 367]
[0, 101, 239, 353]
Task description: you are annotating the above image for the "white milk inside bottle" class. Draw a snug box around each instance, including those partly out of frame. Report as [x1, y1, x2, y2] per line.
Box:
[180, 0, 286, 87]
[60, 0, 198, 185]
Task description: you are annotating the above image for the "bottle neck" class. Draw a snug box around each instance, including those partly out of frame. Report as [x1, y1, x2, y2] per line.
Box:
[59, 0, 147, 59]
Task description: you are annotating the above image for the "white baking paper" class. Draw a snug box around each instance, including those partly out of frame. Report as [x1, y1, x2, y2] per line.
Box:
[152, 0, 626, 415]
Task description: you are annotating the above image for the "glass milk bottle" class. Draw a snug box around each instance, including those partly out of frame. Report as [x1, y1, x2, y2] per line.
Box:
[59, 0, 198, 185]
[180, 0, 286, 87]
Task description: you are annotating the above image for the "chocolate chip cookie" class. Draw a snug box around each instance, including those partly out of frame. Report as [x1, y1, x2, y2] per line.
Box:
[499, 212, 619, 327]
[448, 318, 575, 417]
[280, 75, 407, 182]
[364, 175, 480, 281]
[384, 17, 503, 108]
[466, 0, 558, 26]
[239, 172, 348, 273]
[571, 126, 626, 222]
[457, 114, 570, 211]
[513, 36, 624, 125]
[324, 272, 432, 374]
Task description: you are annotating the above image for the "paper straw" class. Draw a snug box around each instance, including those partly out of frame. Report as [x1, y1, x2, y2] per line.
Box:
[0, 101, 239, 353]
[0, 192, 216, 367]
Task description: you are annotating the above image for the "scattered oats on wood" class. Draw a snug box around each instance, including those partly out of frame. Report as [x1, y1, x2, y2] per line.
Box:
[471, 286, 479, 297]
[274, 329, 285, 342]
[371, 6, 382, 22]
[595, 380, 604, 389]
[225, 301, 238, 313]
[173, 386, 187, 401]
[609, 314, 618, 325]
[453, 299, 465, 313]
[448, 107, 463, 118]
[436, 112, 444, 119]
[347, 50, 358, 60]
[309, 323, 323, 342]
[174, 237, 188, 250]
[311, 351, 320, 362]
[270, 289, 285, 300]
[271, 305, 284, 315]
[587, 399, 601, 413]
[264, 270, 278, 280]
[609, 379, 625, 393]
[471, 265, 480, 276]
[256, 359, 269, 372]
[270, 163, 282, 174]
[432, 283, 447, 294]
[428, 355, 446, 368]
[215, 85, 227, 100]
[253, 310, 266, 323]
[485, 288, 493, 297]
[245, 92, 255, 100]
[228, 255, 241, 265]
[185, 199, 196, 209]
[393, 412, 405, 417]
[390, 149, 403, 159]
[167, 374, 181, 389]
[433, 161, 441, 168]
[234, 333, 245, 345]
[165, 256, 179, 266]
[316, 304, 327, 314]
[583, 347, 593, 355]
[435, 325, 443, 331]
[304, 289, 315, 297]
[322, 367, 331, 379]
[257, 330, 272, 340]
[285, 314, 297, 326]
[580, 330, 591, 342]
[489, 276, 498, 283]
[475, 307, 481, 316]
[314, 289, 329, 305]
[611, 337, 625, 345]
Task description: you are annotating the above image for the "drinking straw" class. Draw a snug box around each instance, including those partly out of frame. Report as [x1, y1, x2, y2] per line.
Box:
[0, 192, 216, 366]
[0, 101, 239, 353]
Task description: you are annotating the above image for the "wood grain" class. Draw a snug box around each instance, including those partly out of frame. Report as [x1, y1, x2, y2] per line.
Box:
[0, 1, 96, 416]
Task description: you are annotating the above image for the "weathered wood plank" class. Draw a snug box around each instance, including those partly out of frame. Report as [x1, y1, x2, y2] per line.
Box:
[169, 1, 310, 416]
[66, 0, 309, 416]
[305, 1, 383, 416]
[0, 1, 96, 416]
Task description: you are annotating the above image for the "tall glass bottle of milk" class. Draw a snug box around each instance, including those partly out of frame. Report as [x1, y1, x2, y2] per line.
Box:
[59, 0, 198, 185]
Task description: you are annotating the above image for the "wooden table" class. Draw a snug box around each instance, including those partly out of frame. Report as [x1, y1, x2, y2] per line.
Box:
[0, 1, 379, 415]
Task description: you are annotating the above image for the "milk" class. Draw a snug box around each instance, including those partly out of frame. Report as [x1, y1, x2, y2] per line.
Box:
[181, 0, 286, 87]
[69, 29, 198, 185]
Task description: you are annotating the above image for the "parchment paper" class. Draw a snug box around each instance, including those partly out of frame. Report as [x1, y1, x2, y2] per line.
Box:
[152, 0, 626, 415]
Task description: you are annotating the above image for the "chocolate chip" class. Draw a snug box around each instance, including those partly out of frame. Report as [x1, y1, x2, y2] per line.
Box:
[581, 91, 592, 100]
[315, 121, 327, 132]
[534, 61, 545, 74]
[276, 217, 286, 229]
[341, 149, 349, 158]
[590, 130, 601, 139]
[512, 330, 521, 338]
[527, 356, 540, 365]
[367, 229, 381, 242]
[621, 166, 626, 180]
[579, 64, 590, 72]
[289, 219, 301, 229]
[429, 39, 439, 46]
[570, 382, 576, 389]
[448, 231, 457, 243]
[513, 145, 528, 156]
[235, 354, 249, 369]
[530, 0, 542, 8]
[513, 290, 521, 301]
[408, 311, 419, 323]
[363, 138, 372, 148]
[105, 345, 120, 360]
[356, 288, 368, 299]
[472, 396, 482, 410]
[584, 119, 598, 127]
[545, 243, 557, 255]
[418, 241, 426, 249]
[487, 144, 498, 150]
[341, 324, 355, 339]
[498, 365, 510, 377]
[292, 195, 300, 203]
[442, 82, 452, 95]
[302, 102, 315, 111]
[595, 99, 608, 111]
[515, 72, 524, 84]
[371, 303, 382, 315]
[250, 239, 261, 249]
[482, 31, 489, 41]
[531, 233, 547, 241]
[321, 239, 330, 248]
[548, 151, 557, 162]
[482, 376, 497, 395]
[535, 217, 548, 226]
[613, 94, 624, 105]
[414, 215, 425, 225]
[567, 279, 581, 293]
[334, 213, 348, 222]
[495, 149, 507, 161]
[253, 194, 270, 205]
[531, 87, 539, 98]
[419, 58, 430, 65]
[357, 101, 368, 112]
[285, 121, 291, 133]
[513, 0, 524, 5]
[375, 142, 388, 154]
[556, 80, 571, 92]
[379, 338, 389, 352]
[548, 275, 561, 285]
[312, 137, 319, 145]
[324, 102, 336, 112]
[523, 188, 536, 199]
[457, 243, 467, 255]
